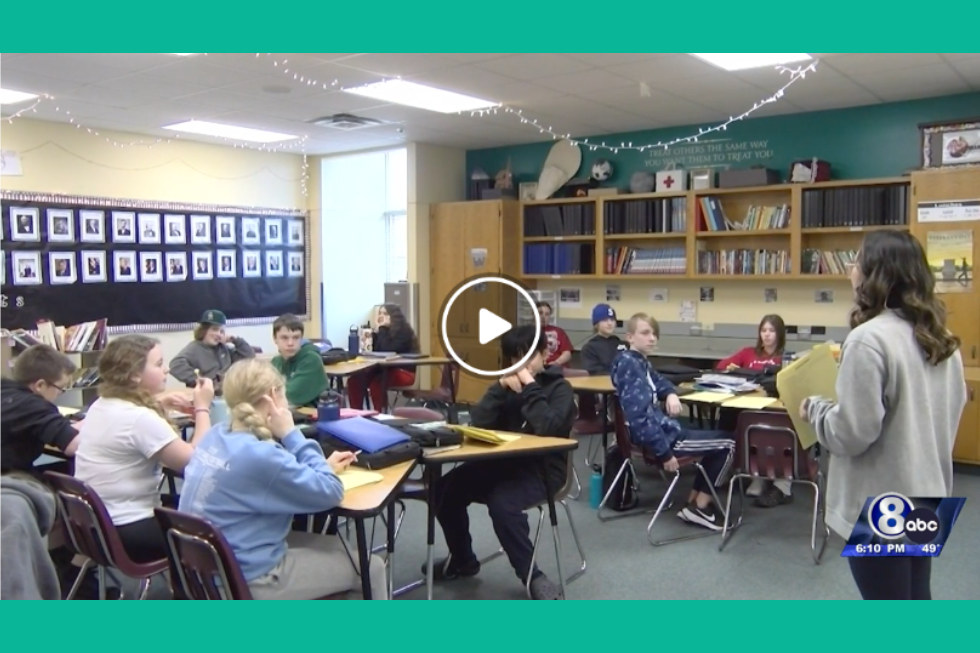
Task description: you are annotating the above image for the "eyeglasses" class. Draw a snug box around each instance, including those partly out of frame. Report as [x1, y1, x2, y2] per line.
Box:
[47, 380, 68, 394]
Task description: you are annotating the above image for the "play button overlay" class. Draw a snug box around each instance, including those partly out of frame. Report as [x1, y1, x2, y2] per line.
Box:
[478, 309, 512, 345]
[439, 274, 541, 378]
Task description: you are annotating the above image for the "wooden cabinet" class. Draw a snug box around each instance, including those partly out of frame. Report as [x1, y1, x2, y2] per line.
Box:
[911, 168, 980, 367]
[429, 200, 522, 404]
[953, 375, 979, 465]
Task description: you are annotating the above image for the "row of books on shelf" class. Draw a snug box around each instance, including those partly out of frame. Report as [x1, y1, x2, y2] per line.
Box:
[523, 203, 596, 237]
[802, 248, 857, 275]
[801, 184, 909, 228]
[696, 249, 792, 275]
[6, 319, 108, 354]
[699, 197, 791, 232]
[605, 246, 687, 275]
[523, 243, 595, 275]
[602, 197, 687, 235]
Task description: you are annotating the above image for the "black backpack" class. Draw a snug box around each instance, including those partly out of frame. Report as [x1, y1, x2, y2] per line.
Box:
[322, 348, 355, 366]
[602, 445, 639, 512]
[300, 425, 421, 470]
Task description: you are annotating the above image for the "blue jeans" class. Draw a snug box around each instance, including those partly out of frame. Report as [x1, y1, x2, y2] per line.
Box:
[673, 429, 735, 494]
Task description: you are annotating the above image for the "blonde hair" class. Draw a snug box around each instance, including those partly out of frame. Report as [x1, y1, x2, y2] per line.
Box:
[223, 359, 286, 441]
[626, 313, 660, 337]
[98, 335, 168, 420]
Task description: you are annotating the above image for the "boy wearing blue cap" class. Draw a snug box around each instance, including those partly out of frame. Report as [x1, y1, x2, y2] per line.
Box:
[581, 303, 624, 376]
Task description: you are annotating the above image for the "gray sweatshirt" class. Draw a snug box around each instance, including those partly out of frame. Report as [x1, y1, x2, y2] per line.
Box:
[170, 338, 255, 385]
[1, 474, 61, 600]
[807, 310, 966, 539]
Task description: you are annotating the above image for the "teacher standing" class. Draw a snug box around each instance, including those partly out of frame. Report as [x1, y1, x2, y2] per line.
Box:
[802, 231, 966, 601]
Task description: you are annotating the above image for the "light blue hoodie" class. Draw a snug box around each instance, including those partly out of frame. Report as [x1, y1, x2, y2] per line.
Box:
[178, 423, 344, 581]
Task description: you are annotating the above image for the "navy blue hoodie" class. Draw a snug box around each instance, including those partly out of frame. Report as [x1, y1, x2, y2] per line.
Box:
[610, 350, 684, 460]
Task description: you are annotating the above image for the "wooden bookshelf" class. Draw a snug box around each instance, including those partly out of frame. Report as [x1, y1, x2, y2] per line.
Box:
[518, 176, 913, 281]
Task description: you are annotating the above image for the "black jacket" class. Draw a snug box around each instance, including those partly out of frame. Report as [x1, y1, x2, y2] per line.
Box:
[469, 366, 576, 487]
[0, 379, 77, 474]
[373, 326, 418, 372]
[581, 334, 626, 376]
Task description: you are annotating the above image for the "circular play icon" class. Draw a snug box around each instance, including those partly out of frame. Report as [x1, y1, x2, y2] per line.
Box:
[439, 274, 541, 377]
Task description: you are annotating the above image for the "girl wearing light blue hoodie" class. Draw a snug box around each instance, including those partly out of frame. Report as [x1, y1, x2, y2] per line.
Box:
[179, 359, 388, 600]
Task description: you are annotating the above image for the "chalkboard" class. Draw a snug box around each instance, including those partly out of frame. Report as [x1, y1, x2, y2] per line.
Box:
[0, 190, 309, 332]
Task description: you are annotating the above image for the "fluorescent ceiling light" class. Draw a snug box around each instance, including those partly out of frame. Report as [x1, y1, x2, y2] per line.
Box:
[167, 53, 199, 56]
[162, 120, 297, 143]
[344, 79, 498, 114]
[0, 88, 39, 105]
[690, 53, 812, 71]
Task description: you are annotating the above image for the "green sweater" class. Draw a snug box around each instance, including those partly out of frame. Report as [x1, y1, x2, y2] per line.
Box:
[272, 342, 328, 407]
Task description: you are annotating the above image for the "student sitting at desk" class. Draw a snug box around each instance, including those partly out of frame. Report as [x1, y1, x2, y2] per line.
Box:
[612, 313, 735, 531]
[74, 335, 214, 563]
[1, 345, 82, 475]
[537, 301, 572, 367]
[430, 325, 575, 600]
[581, 303, 625, 376]
[170, 309, 255, 386]
[270, 314, 328, 407]
[715, 314, 792, 507]
[347, 303, 419, 410]
[179, 359, 387, 600]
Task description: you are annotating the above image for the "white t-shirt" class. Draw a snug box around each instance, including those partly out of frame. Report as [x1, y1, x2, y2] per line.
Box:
[74, 397, 178, 526]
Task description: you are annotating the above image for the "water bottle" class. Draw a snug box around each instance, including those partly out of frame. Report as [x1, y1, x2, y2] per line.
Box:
[782, 351, 794, 368]
[211, 397, 229, 425]
[317, 391, 341, 423]
[347, 325, 359, 355]
[589, 464, 603, 509]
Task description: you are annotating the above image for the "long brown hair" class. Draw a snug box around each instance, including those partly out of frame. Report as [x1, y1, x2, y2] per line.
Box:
[381, 303, 419, 352]
[98, 335, 168, 419]
[851, 230, 960, 364]
[756, 314, 786, 356]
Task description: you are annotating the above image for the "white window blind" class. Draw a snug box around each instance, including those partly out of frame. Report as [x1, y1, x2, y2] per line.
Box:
[384, 210, 408, 283]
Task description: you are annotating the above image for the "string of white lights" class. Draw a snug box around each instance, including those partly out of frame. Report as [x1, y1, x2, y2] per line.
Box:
[468, 61, 820, 153]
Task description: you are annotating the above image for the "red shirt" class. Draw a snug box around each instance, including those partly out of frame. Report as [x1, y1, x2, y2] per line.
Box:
[716, 347, 781, 372]
[543, 326, 572, 366]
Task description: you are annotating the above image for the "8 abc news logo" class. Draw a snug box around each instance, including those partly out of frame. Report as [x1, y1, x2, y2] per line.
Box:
[869, 493, 941, 544]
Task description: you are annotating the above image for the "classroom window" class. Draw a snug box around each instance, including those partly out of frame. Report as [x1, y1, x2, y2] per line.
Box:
[385, 210, 408, 283]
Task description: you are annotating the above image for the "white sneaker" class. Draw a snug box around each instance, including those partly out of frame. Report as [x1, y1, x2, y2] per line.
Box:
[745, 478, 766, 497]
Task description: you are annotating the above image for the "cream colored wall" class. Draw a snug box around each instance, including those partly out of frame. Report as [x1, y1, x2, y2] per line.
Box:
[1, 118, 315, 385]
[407, 143, 466, 386]
[539, 278, 855, 328]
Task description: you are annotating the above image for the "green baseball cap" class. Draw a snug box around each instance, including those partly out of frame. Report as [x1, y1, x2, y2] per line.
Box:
[200, 309, 227, 326]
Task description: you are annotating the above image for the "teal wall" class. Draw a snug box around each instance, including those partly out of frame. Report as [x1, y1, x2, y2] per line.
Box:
[465, 92, 980, 187]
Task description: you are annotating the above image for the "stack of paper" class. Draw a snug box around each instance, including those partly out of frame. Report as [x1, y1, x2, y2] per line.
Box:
[338, 470, 385, 492]
[449, 425, 521, 444]
[681, 391, 735, 404]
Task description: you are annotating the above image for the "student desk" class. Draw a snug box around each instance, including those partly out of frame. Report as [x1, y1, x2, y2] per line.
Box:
[377, 356, 457, 417]
[420, 434, 579, 600]
[323, 360, 380, 405]
[333, 459, 417, 600]
[679, 386, 785, 429]
[566, 375, 616, 464]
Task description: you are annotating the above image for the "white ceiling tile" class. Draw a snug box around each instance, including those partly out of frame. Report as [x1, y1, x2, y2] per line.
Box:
[63, 53, 178, 72]
[564, 53, 675, 67]
[59, 85, 159, 109]
[251, 92, 390, 122]
[606, 54, 719, 83]
[335, 53, 459, 77]
[777, 75, 882, 111]
[490, 81, 565, 105]
[536, 69, 636, 94]
[28, 98, 117, 120]
[949, 58, 980, 87]
[171, 89, 281, 112]
[826, 53, 945, 75]
[218, 75, 337, 100]
[0, 69, 86, 95]
[475, 54, 594, 80]
[91, 74, 209, 99]
[411, 66, 517, 98]
[441, 53, 514, 63]
[850, 63, 971, 101]
[142, 62, 262, 87]
[2, 54, 130, 84]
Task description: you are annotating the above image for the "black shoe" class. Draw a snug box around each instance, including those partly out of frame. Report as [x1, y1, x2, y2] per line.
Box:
[421, 556, 481, 581]
[679, 503, 723, 531]
[754, 485, 793, 508]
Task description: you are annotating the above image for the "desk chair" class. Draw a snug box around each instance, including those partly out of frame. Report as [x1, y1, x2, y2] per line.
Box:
[154, 508, 345, 600]
[396, 363, 460, 422]
[44, 472, 168, 600]
[563, 368, 609, 469]
[718, 411, 830, 564]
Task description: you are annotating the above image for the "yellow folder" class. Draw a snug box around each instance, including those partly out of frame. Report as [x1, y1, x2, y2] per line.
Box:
[449, 425, 521, 445]
[680, 391, 734, 404]
[338, 470, 384, 492]
[721, 396, 779, 410]
[776, 343, 839, 449]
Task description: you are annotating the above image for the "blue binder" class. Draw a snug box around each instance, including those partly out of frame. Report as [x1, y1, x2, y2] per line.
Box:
[316, 417, 409, 454]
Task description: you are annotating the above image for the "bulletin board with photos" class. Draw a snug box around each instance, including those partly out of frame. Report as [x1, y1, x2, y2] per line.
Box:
[0, 190, 309, 332]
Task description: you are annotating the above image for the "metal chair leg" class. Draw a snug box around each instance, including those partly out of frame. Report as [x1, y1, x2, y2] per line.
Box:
[524, 501, 587, 600]
[65, 558, 94, 600]
[137, 576, 152, 600]
[98, 566, 107, 600]
[562, 500, 587, 584]
[568, 467, 582, 501]
[525, 509, 546, 599]
[648, 464, 734, 546]
[811, 473, 831, 565]
[597, 459, 653, 522]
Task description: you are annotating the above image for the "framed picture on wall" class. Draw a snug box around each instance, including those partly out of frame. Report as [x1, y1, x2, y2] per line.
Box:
[242, 217, 261, 245]
[140, 252, 163, 282]
[166, 252, 187, 282]
[287, 251, 304, 277]
[265, 218, 283, 245]
[243, 251, 262, 278]
[920, 117, 980, 169]
[10, 207, 40, 242]
[192, 251, 213, 280]
[49, 252, 77, 285]
[80, 210, 105, 243]
[216, 249, 237, 278]
[12, 251, 42, 285]
[138, 213, 162, 245]
[288, 219, 304, 246]
[190, 215, 211, 244]
[266, 250, 284, 277]
[81, 251, 107, 283]
[47, 209, 75, 243]
[216, 216, 236, 245]
[114, 251, 137, 282]
[112, 212, 136, 244]
[164, 214, 186, 244]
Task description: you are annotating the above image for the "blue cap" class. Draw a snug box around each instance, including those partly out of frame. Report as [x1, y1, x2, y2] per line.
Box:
[592, 304, 616, 325]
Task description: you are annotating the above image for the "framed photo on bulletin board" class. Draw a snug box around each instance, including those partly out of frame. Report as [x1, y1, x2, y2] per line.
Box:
[920, 117, 980, 169]
[0, 190, 309, 332]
